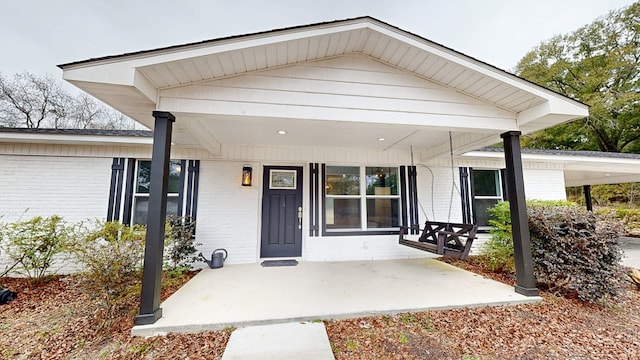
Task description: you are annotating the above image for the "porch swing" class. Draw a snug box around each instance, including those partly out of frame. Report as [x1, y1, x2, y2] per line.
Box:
[398, 133, 478, 261]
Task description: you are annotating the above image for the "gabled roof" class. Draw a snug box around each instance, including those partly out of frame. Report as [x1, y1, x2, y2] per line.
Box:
[58, 17, 589, 157]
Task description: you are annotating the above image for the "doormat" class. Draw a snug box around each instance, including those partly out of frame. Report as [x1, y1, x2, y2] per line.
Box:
[261, 260, 299, 267]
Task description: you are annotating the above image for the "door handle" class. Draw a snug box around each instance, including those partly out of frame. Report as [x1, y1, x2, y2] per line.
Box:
[297, 206, 303, 229]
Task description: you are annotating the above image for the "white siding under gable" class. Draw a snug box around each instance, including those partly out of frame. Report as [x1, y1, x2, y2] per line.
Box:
[158, 54, 516, 130]
[523, 169, 567, 201]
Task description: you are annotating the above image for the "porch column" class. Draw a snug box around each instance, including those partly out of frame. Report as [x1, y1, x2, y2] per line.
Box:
[135, 111, 175, 325]
[501, 131, 539, 296]
[583, 185, 593, 212]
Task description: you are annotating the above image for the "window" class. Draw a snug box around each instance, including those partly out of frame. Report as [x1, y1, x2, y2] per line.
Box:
[325, 166, 399, 232]
[132, 160, 183, 225]
[471, 169, 503, 228]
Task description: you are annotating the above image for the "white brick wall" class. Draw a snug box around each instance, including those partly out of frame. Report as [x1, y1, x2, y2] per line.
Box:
[0, 155, 111, 222]
[0, 155, 112, 274]
[0, 141, 572, 270]
[194, 161, 261, 265]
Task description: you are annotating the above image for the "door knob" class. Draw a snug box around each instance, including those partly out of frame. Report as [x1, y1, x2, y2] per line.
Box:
[297, 206, 303, 229]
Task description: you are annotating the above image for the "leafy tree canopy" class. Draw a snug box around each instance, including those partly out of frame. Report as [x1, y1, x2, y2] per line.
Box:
[516, 2, 640, 152]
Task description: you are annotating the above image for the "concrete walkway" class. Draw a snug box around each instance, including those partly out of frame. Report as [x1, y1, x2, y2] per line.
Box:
[221, 322, 334, 360]
[622, 237, 640, 268]
[132, 258, 540, 337]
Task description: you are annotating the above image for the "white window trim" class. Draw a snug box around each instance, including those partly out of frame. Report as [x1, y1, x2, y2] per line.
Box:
[325, 165, 400, 232]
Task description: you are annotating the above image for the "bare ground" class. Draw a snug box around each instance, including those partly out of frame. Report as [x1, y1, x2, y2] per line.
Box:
[2, 261, 640, 359]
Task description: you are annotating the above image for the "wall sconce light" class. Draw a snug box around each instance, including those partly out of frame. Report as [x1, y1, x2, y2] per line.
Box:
[242, 165, 252, 186]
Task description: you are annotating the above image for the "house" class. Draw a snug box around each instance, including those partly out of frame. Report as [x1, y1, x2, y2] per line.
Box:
[1, 17, 605, 324]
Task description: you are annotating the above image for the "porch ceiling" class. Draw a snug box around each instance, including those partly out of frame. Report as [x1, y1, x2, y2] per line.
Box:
[59, 17, 588, 158]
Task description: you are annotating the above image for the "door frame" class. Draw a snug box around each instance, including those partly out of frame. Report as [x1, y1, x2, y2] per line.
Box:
[259, 165, 304, 258]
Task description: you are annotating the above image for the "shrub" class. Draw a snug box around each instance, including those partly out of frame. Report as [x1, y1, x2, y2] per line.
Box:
[482, 201, 514, 272]
[0, 215, 72, 280]
[528, 204, 624, 303]
[164, 215, 199, 270]
[72, 220, 146, 309]
[482, 200, 575, 273]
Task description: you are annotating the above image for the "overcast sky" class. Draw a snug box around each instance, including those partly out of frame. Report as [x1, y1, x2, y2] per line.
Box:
[1, 0, 635, 79]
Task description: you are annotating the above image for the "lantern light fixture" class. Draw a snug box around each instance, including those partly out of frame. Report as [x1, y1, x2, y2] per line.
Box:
[242, 165, 252, 186]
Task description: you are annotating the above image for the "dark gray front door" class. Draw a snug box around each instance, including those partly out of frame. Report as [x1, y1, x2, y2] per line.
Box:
[260, 166, 303, 258]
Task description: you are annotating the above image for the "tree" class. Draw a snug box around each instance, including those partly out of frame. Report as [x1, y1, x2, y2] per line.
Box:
[516, 2, 640, 152]
[0, 71, 139, 130]
[0, 72, 71, 128]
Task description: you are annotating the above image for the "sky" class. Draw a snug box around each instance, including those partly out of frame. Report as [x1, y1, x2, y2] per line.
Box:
[0, 0, 636, 80]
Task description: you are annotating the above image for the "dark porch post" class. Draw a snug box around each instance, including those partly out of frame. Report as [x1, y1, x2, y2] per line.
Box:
[501, 131, 539, 296]
[583, 185, 593, 212]
[135, 111, 175, 325]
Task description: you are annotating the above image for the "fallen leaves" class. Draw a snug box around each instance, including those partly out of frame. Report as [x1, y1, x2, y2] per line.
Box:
[3, 262, 640, 359]
[0, 273, 230, 359]
[326, 265, 640, 360]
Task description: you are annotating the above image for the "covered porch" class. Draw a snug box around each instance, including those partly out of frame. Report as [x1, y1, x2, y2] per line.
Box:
[58, 17, 588, 326]
[132, 258, 540, 336]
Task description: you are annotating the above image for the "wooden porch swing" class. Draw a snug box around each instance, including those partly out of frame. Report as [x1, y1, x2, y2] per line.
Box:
[398, 133, 477, 261]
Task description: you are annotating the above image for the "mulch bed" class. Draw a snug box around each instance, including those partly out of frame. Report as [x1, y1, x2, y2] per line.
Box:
[2, 261, 640, 359]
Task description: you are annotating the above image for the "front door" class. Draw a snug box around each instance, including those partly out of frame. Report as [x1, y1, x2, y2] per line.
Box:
[260, 166, 303, 258]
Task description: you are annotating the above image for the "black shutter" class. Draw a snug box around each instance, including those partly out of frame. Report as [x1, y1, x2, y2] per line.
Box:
[399, 166, 408, 229]
[107, 158, 125, 221]
[309, 163, 320, 236]
[469, 167, 478, 224]
[459, 167, 472, 224]
[321, 163, 327, 235]
[122, 158, 136, 225]
[407, 166, 419, 234]
[185, 160, 200, 220]
[177, 160, 187, 217]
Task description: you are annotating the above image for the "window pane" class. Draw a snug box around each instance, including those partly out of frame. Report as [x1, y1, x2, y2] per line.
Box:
[132, 196, 180, 225]
[136, 160, 182, 194]
[366, 167, 398, 195]
[326, 166, 360, 195]
[167, 162, 182, 193]
[473, 170, 500, 196]
[366, 198, 399, 228]
[326, 198, 361, 229]
[136, 161, 151, 193]
[474, 198, 500, 227]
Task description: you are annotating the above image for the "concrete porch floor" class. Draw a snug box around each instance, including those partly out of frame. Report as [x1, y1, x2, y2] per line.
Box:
[132, 258, 541, 336]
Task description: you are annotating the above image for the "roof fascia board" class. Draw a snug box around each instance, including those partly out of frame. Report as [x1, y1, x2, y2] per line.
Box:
[0, 132, 153, 146]
[369, 22, 588, 114]
[60, 22, 372, 72]
[463, 150, 640, 166]
[566, 174, 640, 187]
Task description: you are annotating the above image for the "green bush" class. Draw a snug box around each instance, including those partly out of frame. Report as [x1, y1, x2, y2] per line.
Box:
[482, 201, 514, 272]
[0, 215, 72, 280]
[528, 204, 624, 303]
[72, 220, 146, 308]
[164, 215, 199, 270]
[483, 200, 624, 303]
[482, 200, 575, 273]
